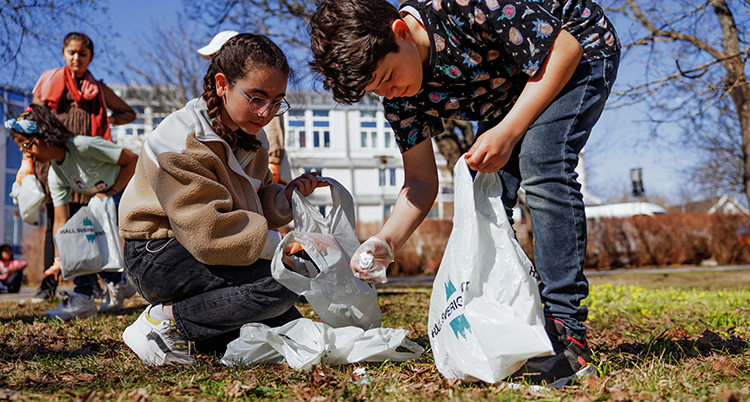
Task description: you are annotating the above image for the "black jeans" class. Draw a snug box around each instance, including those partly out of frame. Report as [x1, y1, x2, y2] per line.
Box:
[124, 238, 301, 345]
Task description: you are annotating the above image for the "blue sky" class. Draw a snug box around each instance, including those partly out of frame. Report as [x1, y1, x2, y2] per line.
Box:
[38, 0, 690, 204]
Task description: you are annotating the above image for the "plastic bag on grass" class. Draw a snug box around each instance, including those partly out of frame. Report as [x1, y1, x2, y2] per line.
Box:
[272, 177, 381, 330]
[222, 318, 424, 371]
[427, 156, 553, 383]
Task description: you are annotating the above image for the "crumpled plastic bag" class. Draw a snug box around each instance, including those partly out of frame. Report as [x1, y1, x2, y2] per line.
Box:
[221, 317, 424, 371]
[272, 177, 381, 330]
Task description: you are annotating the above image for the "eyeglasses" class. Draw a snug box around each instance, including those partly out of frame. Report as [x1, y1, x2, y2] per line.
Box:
[19, 137, 36, 153]
[230, 81, 290, 116]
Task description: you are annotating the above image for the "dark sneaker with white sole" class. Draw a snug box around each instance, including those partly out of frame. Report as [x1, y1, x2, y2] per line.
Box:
[512, 316, 593, 386]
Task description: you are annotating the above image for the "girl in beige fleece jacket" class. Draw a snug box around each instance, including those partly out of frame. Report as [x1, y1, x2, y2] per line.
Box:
[119, 34, 324, 366]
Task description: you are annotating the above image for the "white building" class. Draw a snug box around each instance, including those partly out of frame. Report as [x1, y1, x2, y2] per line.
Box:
[111, 88, 455, 225]
[283, 91, 452, 224]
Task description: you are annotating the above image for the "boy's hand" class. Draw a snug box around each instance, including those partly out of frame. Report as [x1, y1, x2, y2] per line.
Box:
[350, 236, 394, 284]
[285, 172, 328, 202]
[465, 125, 523, 173]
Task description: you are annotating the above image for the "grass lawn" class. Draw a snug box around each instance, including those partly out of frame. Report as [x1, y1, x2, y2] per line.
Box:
[0, 269, 747, 401]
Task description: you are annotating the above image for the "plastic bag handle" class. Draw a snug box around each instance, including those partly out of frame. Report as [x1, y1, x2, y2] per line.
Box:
[291, 176, 356, 232]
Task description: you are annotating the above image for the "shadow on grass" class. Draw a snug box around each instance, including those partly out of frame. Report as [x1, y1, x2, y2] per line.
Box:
[596, 329, 747, 367]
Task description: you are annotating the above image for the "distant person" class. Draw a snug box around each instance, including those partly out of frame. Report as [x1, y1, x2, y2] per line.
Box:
[27, 32, 136, 303]
[198, 30, 291, 184]
[0, 244, 27, 294]
[119, 33, 325, 366]
[6, 104, 139, 319]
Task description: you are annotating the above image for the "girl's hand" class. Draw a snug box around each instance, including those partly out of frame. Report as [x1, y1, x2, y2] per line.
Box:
[285, 172, 329, 202]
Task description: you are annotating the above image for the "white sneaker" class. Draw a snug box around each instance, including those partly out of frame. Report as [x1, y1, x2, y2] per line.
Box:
[122, 306, 194, 366]
[100, 276, 136, 313]
[45, 291, 98, 320]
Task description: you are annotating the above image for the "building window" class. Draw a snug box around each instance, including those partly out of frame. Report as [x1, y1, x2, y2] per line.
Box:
[289, 120, 305, 127]
[389, 168, 396, 186]
[371, 131, 377, 148]
[384, 204, 392, 218]
[312, 110, 329, 117]
[125, 128, 133, 135]
[304, 168, 323, 175]
[379, 168, 386, 187]
[137, 128, 145, 135]
[324, 131, 330, 148]
[313, 131, 320, 148]
[361, 132, 368, 148]
[385, 131, 392, 148]
[299, 131, 306, 148]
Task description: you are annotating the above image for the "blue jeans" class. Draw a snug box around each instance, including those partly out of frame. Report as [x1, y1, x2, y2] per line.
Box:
[124, 238, 301, 345]
[477, 54, 620, 339]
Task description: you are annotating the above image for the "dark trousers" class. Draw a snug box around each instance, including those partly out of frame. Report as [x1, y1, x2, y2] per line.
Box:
[124, 238, 301, 352]
[1, 271, 24, 293]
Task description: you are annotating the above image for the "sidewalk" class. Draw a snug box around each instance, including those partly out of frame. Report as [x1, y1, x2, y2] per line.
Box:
[0, 285, 74, 303]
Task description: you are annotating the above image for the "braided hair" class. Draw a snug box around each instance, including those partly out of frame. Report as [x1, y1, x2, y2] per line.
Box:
[201, 33, 291, 151]
[7, 104, 73, 150]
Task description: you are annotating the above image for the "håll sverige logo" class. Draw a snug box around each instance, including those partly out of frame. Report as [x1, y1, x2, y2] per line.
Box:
[83, 217, 96, 243]
[430, 276, 472, 340]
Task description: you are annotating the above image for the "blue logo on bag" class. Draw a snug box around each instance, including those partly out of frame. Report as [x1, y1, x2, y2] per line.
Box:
[445, 277, 457, 300]
[449, 314, 472, 339]
[83, 217, 96, 243]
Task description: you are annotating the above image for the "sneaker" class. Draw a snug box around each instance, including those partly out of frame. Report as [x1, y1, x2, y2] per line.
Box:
[122, 306, 194, 366]
[31, 287, 56, 303]
[45, 291, 98, 320]
[100, 276, 136, 313]
[512, 317, 593, 386]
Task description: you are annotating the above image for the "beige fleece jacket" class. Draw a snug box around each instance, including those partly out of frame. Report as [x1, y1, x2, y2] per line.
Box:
[118, 98, 292, 266]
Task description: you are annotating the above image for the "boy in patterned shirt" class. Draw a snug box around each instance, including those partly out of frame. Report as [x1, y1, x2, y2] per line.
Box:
[309, 0, 619, 384]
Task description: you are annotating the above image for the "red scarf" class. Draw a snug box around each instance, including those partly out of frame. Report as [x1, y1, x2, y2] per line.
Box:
[32, 66, 111, 140]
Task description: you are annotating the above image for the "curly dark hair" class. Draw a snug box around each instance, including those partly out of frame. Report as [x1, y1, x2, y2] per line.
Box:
[7, 104, 72, 149]
[309, 0, 401, 104]
[63, 32, 94, 54]
[202, 33, 291, 152]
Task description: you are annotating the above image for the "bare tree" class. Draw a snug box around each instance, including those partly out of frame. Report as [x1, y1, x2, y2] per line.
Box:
[0, 0, 111, 87]
[124, 14, 208, 111]
[605, 0, 750, 205]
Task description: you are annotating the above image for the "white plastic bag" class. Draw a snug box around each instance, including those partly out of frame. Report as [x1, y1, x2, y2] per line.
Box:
[53, 196, 124, 279]
[87, 196, 124, 271]
[272, 178, 381, 330]
[9, 175, 45, 225]
[427, 156, 553, 383]
[222, 317, 424, 371]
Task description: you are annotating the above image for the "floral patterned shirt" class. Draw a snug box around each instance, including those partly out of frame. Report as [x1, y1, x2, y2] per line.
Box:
[386, 0, 620, 153]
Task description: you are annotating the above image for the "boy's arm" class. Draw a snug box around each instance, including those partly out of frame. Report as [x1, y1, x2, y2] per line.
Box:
[366, 138, 439, 254]
[465, 30, 583, 173]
